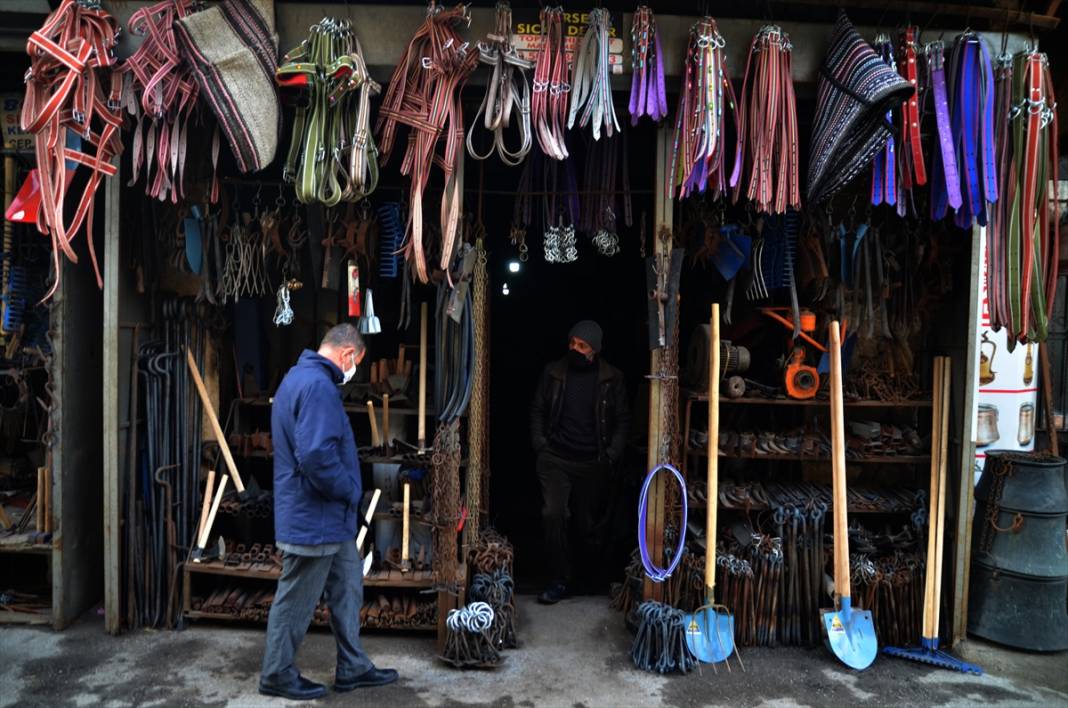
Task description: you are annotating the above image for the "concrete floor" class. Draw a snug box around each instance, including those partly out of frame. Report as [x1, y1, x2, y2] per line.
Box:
[1, 595, 1066, 708]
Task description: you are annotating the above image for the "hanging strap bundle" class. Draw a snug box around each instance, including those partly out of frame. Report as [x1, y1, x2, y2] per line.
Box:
[531, 6, 569, 160]
[926, 40, 963, 219]
[870, 34, 898, 208]
[277, 18, 380, 206]
[987, 49, 1058, 346]
[376, 4, 478, 284]
[734, 25, 800, 215]
[466, 1, 533, 166]
[628, 5, 667, 125]
[669, 17, 738, 200]
[946, 31, 998, 229]
[896, 27, 926, 197]
[122, 0, 201, 204]
[567, 7, 619, 141]
[21, 0, 124, 300]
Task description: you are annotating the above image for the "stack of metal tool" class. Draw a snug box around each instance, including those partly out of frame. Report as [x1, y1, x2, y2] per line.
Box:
[125, 298, 213, 629]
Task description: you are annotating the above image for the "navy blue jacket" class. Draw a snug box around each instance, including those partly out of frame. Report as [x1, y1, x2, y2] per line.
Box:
[272, 350, 362, 545]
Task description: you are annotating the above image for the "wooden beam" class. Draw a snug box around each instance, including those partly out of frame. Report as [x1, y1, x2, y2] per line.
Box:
[103, 156, 121, 634]
[779, 0, 1059, 30]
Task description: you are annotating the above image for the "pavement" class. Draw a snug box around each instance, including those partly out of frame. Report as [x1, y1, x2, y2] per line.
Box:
[1, 595, 1066, 707]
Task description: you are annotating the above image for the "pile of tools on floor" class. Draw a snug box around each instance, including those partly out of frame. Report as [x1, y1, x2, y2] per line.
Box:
[360, 594, 437, 629]
[614, 517, 928, 649]
[439, 528, 518, 669]
[194, 587, 275, 621]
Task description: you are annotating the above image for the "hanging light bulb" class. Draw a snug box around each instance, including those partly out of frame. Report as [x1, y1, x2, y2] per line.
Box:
[508, 260, 521, 274]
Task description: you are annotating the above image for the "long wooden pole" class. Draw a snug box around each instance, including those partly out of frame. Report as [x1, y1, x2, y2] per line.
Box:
[829, 322, 850, 604]
[185, 349, 245, 492]
[706, 303, 719, 602]
[933, 357, 951, 638]
[922, 358, 944, 640]
[418, 302, 428, 448]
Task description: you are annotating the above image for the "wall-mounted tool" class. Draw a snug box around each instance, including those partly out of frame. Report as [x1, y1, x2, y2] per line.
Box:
[400, 482, 411, 573]
[186, 349, 246, 493]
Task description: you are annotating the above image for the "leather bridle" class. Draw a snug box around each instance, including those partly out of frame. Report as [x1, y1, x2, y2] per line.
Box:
[531, 6, 569, 160]
[896, 27, 926, 197]
[466, 1, 533, 167]
[669, 17, 738, 201]
[566, 7, 619, 141]
[376, 3, 478, 284]
[926, 40, 963, 220]
[734, 25, 800, 215]
[22, 0, 123, 301]
[122, 0, 201, 205]
[628, 5, 667, 126]
[277, 18, 380, 206]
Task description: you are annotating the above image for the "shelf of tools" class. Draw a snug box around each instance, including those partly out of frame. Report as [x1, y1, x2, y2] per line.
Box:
[0, 136, 104, 627]
[181, 290, 473, 642]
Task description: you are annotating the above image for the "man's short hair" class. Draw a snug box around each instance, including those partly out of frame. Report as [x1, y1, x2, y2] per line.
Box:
[320, 323, 365, 353]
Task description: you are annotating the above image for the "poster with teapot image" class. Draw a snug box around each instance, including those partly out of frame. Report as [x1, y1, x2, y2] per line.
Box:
[972, 230, 1039, 485]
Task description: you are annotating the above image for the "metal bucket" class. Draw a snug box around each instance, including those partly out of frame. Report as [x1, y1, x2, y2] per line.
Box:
[967, 560, 1068, 652]
[973, 500, 1068, 578]
[975, 452, 1068, 514]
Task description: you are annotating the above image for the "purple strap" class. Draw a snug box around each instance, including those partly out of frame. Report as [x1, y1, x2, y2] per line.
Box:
[648, 29, 667, 121]
[930, 54, 962, 212]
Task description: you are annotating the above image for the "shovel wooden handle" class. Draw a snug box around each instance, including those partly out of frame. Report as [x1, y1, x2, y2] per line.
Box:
[195, 470, 217, 550]
[828, 321, 850, 601]
[356, 488, 381, 550]
[933, 357, 951, 636]
[197, 475, 229, 551]
[401, 482, 411, 572]
[367, 401, 380, 448]
[418, 302, 428, 448]
[383, 394, 391, 453]
[186, 348, 245, 493]
[705, 303, 720, 600]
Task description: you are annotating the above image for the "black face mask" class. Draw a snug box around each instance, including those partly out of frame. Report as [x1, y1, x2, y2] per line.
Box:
[568, 349, 595, 369]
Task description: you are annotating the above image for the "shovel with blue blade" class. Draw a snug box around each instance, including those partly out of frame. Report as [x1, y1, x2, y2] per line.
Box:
[684, 304, 743, 671]
[822, 321, 878, 671]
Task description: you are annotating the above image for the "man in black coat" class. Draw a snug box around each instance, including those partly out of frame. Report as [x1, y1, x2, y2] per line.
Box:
[530, 320, 629, 604]
[260, 324, 397, 700]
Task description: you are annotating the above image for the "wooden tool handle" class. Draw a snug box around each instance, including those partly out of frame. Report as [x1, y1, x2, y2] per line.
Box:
[197, 475, 229, 550]
[367, 401, 380, 448]
[828, 321, 850, 600]
[401, 482, 411, 572]
[418, 302, 428, 447]
[0, 503, 12, 530]
[186, 348, 245, 492]
[383, 394, 391, 451]
[932, 357, 951, 635]
[195, 470, 217, 551]
[356, 488, 381, 550]
[922, 358, 943, 639]
[706, 303, 720, 599]
[398, 344, 406, 374]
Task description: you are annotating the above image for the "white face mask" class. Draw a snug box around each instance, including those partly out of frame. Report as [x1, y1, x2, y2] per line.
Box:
[341, 351, 358, 385]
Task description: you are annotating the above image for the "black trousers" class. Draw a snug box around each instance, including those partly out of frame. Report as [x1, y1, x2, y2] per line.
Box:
[536, 448, 610, 588]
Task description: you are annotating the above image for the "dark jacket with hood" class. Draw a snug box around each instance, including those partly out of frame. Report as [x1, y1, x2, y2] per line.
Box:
[530, 356, 629, 464]
[272, 350, 362, 545]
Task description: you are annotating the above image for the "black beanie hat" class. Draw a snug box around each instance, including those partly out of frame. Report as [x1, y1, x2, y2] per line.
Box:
[569, 320, 603, 353]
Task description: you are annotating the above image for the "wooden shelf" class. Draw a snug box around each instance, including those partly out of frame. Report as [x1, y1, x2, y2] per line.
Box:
[686, 448, 929, 464]
[184, 560, 437, 588]
[184, 608, 435, 632]
[0, 542, 53, 555]
[0, 610, 51, 624]
[688, 393, 931, 407]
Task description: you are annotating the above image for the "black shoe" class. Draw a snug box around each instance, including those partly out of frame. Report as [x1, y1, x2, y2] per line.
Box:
[258, 675, 327, 701]
[334, 667, 399, 692]
[537, 583, 568, 604]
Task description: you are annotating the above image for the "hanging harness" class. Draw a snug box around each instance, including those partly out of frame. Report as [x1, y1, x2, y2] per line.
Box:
[946, 31, 998, 229]
[465, 1, 533, 166]
[669, 17, 739, 201]
[870, 34, 898, 209]
[376, 4, 478, 284]
[926, 40, 963, 220]
[277, 18, 380, 206]
[122, 0, 201, 204]
[734, 25, 800, 215]
[530, 6, 569, 160]
[21, 0, 123, 301]
[896, 27, 926, 196]
[627, 5, 667, 126]
[566, 8, 619, 141]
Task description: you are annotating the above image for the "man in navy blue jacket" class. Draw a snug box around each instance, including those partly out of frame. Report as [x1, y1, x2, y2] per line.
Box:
[260, 324, 398, 700]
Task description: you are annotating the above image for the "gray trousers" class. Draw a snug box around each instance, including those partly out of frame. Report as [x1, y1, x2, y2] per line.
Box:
[261, 539, 374, 684]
